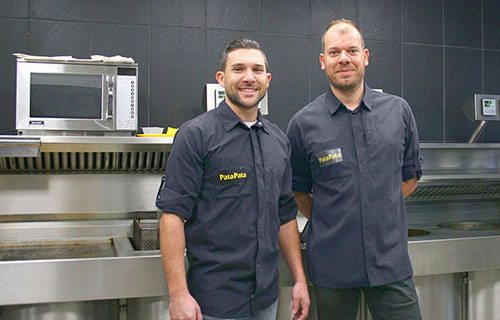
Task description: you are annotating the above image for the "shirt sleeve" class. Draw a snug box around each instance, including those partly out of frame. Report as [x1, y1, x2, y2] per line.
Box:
[278, 139, 298, 225]
[286, 116, 313, 193]
[155, 123, 204, 221]
[402, 102, 422, 181]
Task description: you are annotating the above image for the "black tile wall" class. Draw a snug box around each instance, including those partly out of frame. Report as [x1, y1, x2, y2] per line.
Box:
[150, 26, 206, 128]
[484, 0, 500, 50]
[0, 0, 499, 141]
[29, 20, 92, 57]
[261, 0, 310, 35]
[358, 0, 401, 42]
[89, 0, 149, 25]
[444, 0, 481, 48]
[260, 34, 310, 130]
[445, 47, 482, 142]
[403, 44, 444, 142]
[402, 0, 442, 45]
[207, 0, 259, 31]
[364, 41, 402, 97]
[310, 0, 357, 36]
[30, 0, 90, 21]
[0, 18, 28, 134]
[482, 50, 500, 143]
[152, 0, 205, 28]
[0, 0, 28, 18]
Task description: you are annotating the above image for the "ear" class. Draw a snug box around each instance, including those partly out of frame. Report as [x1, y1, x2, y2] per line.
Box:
[319, 53, 326, 70]
[215, 71, 225, 88]
[265, 73, 272, 88]
[364, 48, 370, 67]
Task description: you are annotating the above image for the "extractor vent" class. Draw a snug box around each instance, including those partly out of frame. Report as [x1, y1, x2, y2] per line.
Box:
[407, 184, 500, 202]
[0, 151, 168, 173]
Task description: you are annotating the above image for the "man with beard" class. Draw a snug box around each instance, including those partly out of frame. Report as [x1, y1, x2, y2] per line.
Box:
[286, 19, 422, 320]
[156, 38, 309, 320]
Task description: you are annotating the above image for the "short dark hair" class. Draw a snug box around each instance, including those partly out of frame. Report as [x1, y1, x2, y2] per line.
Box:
[220, 38, 269, 72]
[321, 18, 365, 52]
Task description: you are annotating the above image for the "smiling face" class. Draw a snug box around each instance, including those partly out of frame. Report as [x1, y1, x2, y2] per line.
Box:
[216, 48, 271, 112]
[320, 23, 369, 94]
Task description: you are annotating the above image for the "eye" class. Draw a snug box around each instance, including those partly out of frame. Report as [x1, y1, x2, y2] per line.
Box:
[329, 50, 338, 56]
[349, 48, 359, 54]
[254, 67, 265, 73]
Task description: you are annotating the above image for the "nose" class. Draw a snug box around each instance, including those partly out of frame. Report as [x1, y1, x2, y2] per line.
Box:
[338, 50, 350, 64]
[242, 69, 256, 82]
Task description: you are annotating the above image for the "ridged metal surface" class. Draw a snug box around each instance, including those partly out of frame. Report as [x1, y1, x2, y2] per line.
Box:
[408, 184, 500, 202]
[0, 136, 172, 173]
[0, 151, 168, 173]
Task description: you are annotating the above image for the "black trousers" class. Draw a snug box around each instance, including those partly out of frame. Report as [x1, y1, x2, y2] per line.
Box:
[313, 277, 422, 320]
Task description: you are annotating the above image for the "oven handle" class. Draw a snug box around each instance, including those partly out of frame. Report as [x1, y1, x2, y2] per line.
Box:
[106, 75, 114, 119]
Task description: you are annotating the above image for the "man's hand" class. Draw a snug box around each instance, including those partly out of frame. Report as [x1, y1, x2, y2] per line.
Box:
[291, 281, 310, 320]
[169, 292, 203, 320]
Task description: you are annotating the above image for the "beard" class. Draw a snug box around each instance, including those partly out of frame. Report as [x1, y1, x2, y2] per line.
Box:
[225, 85, 266, 109]
[327, 68, 365, 93]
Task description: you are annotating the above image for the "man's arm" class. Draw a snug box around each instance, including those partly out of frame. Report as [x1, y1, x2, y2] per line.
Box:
[159, 213, 202, 320]
[402, 177, 418, 199]
[293, 191, 313, 219]
[278, 219, 310, 320]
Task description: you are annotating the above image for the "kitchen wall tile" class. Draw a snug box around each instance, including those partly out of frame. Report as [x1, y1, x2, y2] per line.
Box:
[402, 0, 442, 45]
[444, 0, 481, 48]
[483, 0, 500, 50]
[482, 50, 500, 143]
[150, 26, 206, 128]
[403, 44, 444, 142]
[206, 30, 260, 83]
[310, 0, 357, 36]
[29, 20, 92, 58]
[207, 0, 259, 31]
[484, 50, 500, 94]
[309, 35, 330, 102]
[364, 41, 401, 97]
[0, 18, 28, 134]
[444, 47, 482, 142]
[91, 24, 150, 128]
[0, 0, 28, 18]
[358, 0, 401, 42]
[152, 0, 205, 28]
[261, 0, 310, 35]
[260, 34, 310, 131]
[30, 0, 90, 21]
[90, 0, 149, 25]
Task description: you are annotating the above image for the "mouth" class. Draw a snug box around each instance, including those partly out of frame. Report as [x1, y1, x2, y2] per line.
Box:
[238, 87, 258, 93]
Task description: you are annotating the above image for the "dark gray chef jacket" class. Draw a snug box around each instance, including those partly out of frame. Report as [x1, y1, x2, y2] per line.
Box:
[286, 84, 421, 289]
[156, 101, 297, 318]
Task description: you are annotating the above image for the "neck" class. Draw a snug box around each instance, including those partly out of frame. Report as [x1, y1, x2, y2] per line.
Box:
[330, 82, 364, 111]
[225, 100, 259, 122]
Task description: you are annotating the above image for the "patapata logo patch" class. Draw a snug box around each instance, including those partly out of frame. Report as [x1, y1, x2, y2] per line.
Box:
[317, 148, 343, 167]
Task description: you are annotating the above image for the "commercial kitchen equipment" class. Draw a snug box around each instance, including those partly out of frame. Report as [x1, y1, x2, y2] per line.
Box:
[1, 139, 500, 320]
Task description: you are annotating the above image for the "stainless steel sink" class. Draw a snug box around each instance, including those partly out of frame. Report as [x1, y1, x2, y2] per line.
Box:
[437, 221, 500, 231]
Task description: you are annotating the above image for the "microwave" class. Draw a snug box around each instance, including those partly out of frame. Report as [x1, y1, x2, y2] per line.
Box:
[16, 59, 138, 135]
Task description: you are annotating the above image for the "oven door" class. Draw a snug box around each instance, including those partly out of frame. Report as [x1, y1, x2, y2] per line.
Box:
[16, 62, 116, 132]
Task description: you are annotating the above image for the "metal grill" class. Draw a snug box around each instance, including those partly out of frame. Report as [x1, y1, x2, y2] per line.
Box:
[407, 184, 500, 202]
[0, 151, 169, 173]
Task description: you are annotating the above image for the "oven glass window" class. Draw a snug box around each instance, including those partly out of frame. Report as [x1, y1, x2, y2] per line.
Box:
[30, 73, 102, 119]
